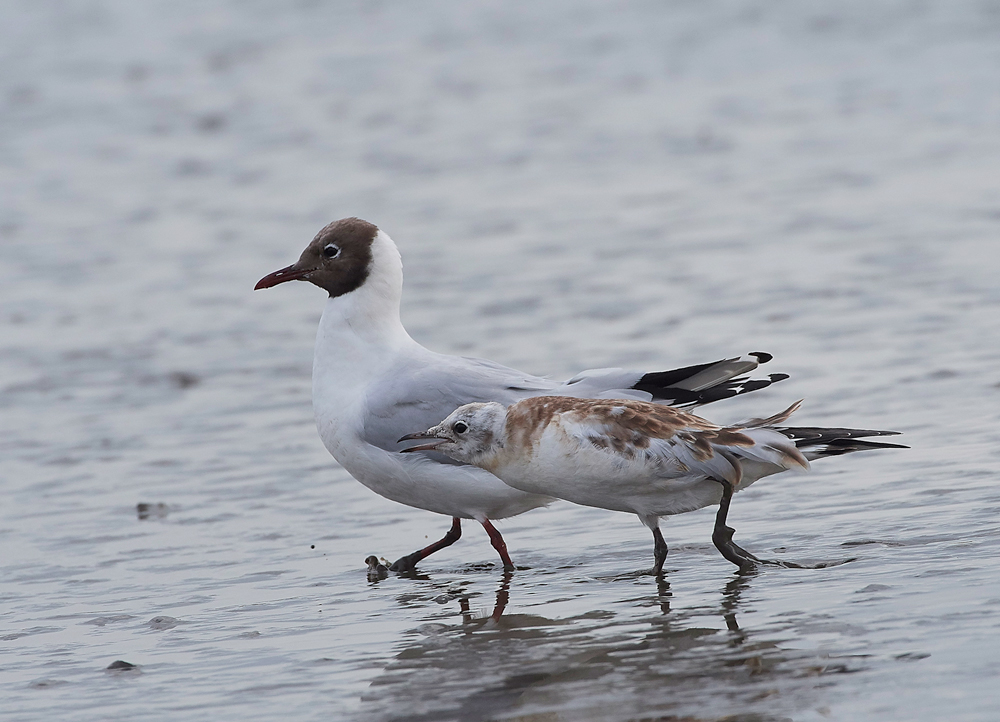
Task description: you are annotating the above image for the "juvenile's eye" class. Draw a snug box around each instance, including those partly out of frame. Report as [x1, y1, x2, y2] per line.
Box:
[452, 421, 469, 434]
[323, 244, 341, 259]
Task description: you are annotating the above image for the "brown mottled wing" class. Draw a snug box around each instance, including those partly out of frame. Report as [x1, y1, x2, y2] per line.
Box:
[508, 397, 752, 484]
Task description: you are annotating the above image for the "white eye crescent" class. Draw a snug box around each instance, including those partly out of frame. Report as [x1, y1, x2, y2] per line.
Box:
[453, 421, 469, 434]
[323, 244, 341, 259]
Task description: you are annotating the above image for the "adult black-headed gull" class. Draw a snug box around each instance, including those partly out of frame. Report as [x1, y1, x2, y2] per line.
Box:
[400, 397, 906, 573]
[255, 218, 787, 572]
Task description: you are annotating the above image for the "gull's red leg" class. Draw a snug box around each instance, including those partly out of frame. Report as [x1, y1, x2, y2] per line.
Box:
[388, 517, 462, 572]
[481, 520, 515, 572]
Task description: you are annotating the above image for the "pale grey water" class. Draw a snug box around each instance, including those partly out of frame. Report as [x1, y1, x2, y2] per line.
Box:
[2, 1, 1000, 720]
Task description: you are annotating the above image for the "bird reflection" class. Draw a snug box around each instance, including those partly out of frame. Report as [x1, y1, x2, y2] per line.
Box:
[721, 570, 756, 639]
[459, 571, 512, 624]
[454, 566, 755, 630]
[655, 574, 672, 615]
[361, 567, 810, 722]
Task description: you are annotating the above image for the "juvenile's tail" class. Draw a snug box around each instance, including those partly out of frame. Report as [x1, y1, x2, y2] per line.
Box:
[777, 426, 908, 459]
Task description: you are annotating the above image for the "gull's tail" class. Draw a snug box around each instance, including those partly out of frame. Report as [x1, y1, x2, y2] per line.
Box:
[632, 352, 789, 407]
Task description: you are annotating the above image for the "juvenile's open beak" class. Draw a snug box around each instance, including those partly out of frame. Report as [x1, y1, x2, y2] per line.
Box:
[398, 430, 448, 453]
[255, 263, 314, 290]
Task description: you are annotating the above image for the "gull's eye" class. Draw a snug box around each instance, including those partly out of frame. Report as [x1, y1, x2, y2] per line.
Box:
[323, 244, 341, 259]
[452, 421, 469, 434]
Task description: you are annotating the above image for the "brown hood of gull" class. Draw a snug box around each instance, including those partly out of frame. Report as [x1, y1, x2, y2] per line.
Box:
[255, 217, 378, 297]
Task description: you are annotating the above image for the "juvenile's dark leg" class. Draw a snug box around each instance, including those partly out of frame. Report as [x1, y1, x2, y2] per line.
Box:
[712, 480, 764, 572]
[389, 517, 462, 572]
[712, 481, 857, 571]
[651, 527, 669, 576]
[481, 520, 515, 572]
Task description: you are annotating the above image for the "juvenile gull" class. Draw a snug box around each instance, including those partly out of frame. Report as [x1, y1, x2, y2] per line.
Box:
[255, 218, 787, 572]
[400, 397, 906, 573]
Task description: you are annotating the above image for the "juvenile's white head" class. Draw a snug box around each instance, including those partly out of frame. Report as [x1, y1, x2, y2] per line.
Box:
[398, 402, 507, 467]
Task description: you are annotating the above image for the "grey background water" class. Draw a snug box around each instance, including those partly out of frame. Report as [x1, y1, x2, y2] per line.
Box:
[2, 1, 999, 720]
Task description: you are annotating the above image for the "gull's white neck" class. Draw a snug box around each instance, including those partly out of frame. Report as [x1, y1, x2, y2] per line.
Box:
[313, 230, 416, 415]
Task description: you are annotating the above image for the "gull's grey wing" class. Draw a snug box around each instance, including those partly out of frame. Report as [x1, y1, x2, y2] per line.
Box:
[363, 353, 555, 452]
[366, 351, 788, 452]
[561, 353, 787, 405]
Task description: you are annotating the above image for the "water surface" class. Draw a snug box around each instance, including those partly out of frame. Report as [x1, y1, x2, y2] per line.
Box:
[3, 1, 1000, 720]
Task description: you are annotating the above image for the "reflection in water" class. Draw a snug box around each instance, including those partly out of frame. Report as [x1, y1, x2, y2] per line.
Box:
[358, 571, 826, 722]
[656, 574, 671, 616]
[722, 572, 754, 637]
[460, 572, 512, 624]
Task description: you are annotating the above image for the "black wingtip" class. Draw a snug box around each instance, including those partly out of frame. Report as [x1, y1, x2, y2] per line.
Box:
[749, 351, 773, 364]
[632, 366, 789, 407]
[782, 426, 909, 455]
[809, 438, 910, 455]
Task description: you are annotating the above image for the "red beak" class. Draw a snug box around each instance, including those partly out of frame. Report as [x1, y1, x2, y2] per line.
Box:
[255, 263, 312, 290]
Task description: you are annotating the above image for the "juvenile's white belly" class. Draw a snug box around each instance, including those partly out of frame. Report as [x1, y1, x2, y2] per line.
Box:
[498, 457, 726, 517]
[491, 424, 775, 518]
